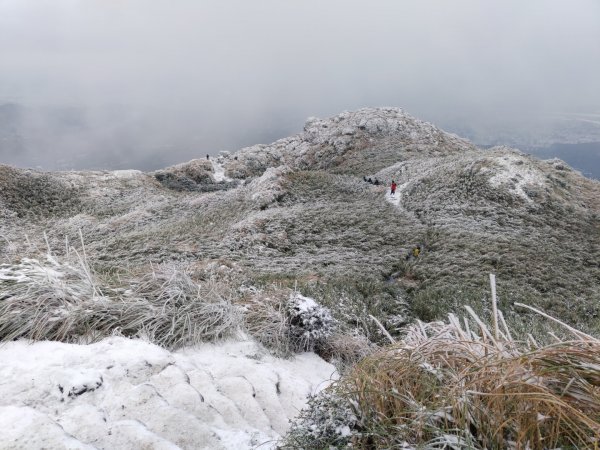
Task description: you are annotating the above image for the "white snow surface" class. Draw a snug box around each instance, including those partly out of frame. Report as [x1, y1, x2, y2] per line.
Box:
[0, 337, 336, 449]
[211, 159, 232, 182]
[488, 152, 546, 201]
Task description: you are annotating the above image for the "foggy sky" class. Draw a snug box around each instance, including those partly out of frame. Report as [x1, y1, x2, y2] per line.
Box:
[1, 0, 599, 170]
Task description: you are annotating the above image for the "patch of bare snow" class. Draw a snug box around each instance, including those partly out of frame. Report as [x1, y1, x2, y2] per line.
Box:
[0, 337, 335, 449]
[105, 170, 144, 179]
[489, 154, 545, 201]
[212, 159, 232, 182]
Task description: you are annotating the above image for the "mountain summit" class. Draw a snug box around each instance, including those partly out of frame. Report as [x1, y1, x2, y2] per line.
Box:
[223, 107, 477, 177]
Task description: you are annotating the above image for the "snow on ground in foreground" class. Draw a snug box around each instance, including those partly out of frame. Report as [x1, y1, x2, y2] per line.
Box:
[0, 337, 336, 449]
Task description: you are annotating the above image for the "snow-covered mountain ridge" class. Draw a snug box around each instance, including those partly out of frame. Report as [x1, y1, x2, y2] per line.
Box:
[222, 107, 477, 178]
[1, 107, 599, 449]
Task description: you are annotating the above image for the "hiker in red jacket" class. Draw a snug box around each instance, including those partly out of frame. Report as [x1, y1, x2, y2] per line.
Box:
[390, 180, 397, 197]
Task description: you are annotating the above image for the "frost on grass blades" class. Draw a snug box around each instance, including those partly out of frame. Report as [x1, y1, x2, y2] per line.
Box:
[281, 277, 600, 449]
[0, 240, 241, 348]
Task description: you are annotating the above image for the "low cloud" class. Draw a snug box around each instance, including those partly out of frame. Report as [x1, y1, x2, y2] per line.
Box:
[1, 0, 599, 170]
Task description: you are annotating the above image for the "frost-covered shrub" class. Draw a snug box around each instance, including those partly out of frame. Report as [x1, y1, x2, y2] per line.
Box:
[287, 292, 336, 352]
[241, 288, 337, 356]
[280, 389, 359, 449]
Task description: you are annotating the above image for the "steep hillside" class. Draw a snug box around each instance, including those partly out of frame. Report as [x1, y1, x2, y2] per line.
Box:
[2, 107, 599, 448]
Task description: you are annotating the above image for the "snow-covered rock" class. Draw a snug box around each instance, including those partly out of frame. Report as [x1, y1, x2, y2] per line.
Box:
[223, 107, 477, 178]
[245, 165, 292, 209]
[0, 337, 335, 449]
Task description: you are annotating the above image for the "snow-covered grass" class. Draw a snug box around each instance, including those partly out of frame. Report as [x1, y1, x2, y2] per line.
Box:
[0, 254, 241, 348]
[0, 337, 336, 449]
[488, 151, 546, 201]
[283, 306, 600, 449]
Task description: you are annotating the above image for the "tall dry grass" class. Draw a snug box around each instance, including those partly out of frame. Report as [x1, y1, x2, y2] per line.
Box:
[337, 307, 600, 449]
[283, 275, 600, 449]
[0, 250, 241, 349]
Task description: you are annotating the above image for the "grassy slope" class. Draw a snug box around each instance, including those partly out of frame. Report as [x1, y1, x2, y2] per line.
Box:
[1, 110, 599, 342]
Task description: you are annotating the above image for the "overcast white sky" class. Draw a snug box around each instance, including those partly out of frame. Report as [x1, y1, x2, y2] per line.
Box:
[1, 0, 599, 170]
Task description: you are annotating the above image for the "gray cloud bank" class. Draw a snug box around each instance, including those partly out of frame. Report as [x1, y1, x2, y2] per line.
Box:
[1, 0, 599, 170]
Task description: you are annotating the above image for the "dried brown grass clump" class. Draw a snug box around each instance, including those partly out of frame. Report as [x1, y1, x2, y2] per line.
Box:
[339, 310, 600, 449]
[241, 287, 294, 357]
[317, 332, 375, 369]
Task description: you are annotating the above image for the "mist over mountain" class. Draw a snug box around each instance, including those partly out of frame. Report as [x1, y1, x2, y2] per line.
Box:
[2, 0, 600, 446]
[2, 101, 600, 181]
[1, 0, 599, 173]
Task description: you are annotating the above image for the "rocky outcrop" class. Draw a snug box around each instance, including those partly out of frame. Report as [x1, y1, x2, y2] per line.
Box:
[222, 107, 477, 178]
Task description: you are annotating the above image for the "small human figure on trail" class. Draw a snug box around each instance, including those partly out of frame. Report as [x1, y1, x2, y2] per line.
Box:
[374, 178, 380, 186]
[363, 176, 368, 182]
[367, 177, 373, 184]
[390, 180, 397, 197]
[206, 154, 210, 160]
[405, 245, 422, 261]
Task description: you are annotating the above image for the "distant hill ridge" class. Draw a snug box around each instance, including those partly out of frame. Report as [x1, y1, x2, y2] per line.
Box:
[222, 107, 477, 177]
[1, 107, 599, 340]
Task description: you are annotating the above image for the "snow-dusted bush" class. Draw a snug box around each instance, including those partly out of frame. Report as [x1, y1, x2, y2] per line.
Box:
[287, 292, 336, 352]
[280, 389, 359, 449]
[241, 287, 337, 356]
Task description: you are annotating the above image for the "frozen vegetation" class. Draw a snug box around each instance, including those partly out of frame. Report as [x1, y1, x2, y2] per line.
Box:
[1, 107, 599, 448]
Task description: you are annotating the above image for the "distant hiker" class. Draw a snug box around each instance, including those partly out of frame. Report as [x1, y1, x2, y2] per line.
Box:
[405, 245, 422, 261]
[367, 177, 373, 184]
[390, 180, 397, 197]
[363, 176, 368, 182]
[374, 178, 380, 186]
[206, 154, 210, 160]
